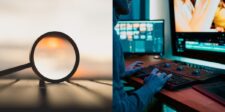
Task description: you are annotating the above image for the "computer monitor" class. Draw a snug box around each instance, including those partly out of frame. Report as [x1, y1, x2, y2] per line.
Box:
[169, 0, 225, 64]
[114, 20, 164, 55]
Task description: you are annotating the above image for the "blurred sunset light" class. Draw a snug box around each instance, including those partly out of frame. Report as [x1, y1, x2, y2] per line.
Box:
[38, 37, 65, 49]
[0, 0, 112, 80]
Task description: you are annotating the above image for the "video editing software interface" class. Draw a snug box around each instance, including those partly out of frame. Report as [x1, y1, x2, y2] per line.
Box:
[115, 20, 164, 54]
[170, 0, 225, 64]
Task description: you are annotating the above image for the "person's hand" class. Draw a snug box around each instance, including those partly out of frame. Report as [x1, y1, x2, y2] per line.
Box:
[144, 68, 172, 93]
[125, 61, 144, 76]
[216, 27, 224, 32]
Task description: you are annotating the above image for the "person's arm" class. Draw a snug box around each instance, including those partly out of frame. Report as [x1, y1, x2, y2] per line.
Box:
[113, 86, 148, 112]
[134, 68, 172, 108]
[113, 78, 155, 112]
[190, 0, 220, 31]
[113, 68, 172, 112]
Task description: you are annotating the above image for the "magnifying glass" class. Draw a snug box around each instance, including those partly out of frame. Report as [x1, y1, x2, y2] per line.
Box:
[0, 31, 80, 83]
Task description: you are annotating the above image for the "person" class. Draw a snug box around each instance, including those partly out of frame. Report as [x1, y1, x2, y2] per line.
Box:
[113, 0, 172, 112]
[214, 0, 225, 32]
[175, 0, 220, 32]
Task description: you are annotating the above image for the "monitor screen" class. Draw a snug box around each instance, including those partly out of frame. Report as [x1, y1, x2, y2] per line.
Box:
[114, 20, 164, 54]
[170, 0, 225, 64]
[174, 0, 225, 32]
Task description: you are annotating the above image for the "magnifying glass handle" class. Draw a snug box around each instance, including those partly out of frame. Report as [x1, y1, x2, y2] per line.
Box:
[0, 63, 32, 76]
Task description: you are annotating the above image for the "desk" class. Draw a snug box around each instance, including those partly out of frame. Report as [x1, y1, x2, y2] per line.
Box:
[0, 79, 112, 112]
[125, 56, 225, 112]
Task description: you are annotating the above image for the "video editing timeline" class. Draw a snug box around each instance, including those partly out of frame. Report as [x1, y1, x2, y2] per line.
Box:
[176, 35, 225, 53]
[115, 21, 163, 54]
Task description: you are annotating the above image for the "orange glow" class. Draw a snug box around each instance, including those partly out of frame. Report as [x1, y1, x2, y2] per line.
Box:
[39, 37, 64, 49]
[72, 68, 86, 78]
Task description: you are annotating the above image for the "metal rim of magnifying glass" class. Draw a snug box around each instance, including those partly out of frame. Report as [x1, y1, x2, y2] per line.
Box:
[30, 31, 80, 83]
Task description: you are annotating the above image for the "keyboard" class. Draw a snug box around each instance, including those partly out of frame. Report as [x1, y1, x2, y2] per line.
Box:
[135, 65, 196, 90]
[166, 73, 195, 90]
[154, 62, 220, 81]
[130, 61, 223, 90]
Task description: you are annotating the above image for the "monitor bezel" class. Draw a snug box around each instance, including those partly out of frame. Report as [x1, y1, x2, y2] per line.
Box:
[116, 19, 165, 55]
[169, 0, 225, 64]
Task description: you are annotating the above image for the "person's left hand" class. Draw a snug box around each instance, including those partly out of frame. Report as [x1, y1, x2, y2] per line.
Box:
[125, 61, 144, 76]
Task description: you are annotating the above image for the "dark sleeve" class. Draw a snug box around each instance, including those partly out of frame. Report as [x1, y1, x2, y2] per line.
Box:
[113, 84, 155, 112]
[113, 29, 156, 112]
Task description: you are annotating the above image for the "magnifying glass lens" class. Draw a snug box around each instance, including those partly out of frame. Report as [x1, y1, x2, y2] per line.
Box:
[33, 36, 76, 80]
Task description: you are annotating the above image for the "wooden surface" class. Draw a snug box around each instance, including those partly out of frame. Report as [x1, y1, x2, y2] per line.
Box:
[125, 55, 225, 112]
[0, 79, 112, 112]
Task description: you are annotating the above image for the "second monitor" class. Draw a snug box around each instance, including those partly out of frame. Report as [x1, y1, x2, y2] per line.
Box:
[115, 20, 164, 55]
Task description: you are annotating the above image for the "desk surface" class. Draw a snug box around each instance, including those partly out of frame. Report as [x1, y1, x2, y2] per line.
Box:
[125, 56, 225, 112]
[0, 79, 112, 112]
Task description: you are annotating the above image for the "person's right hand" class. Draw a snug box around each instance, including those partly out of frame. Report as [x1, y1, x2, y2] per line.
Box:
[143, 68, 172, 93]
[216, 26, 224, 32]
